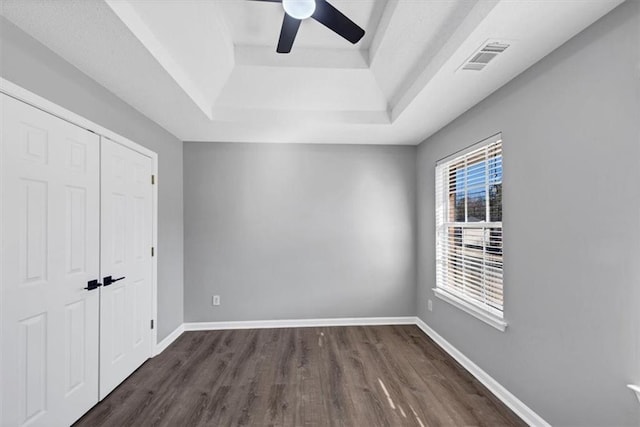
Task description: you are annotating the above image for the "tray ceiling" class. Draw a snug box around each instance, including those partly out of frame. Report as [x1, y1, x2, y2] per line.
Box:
[1, 0, 623, 144]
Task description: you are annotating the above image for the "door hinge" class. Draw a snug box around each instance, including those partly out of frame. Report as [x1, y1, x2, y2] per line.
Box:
[151, 174, 155, 185]
[151, 246, 155, 257]
[151, 319, 154, 330]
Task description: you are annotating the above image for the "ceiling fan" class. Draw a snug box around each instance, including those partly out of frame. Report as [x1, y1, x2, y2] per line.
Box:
[249, 0, 365, 54]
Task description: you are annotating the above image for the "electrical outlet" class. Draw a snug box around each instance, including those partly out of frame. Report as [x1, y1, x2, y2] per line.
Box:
[428, 299, 433, 312]
[212, 295, 220, 306]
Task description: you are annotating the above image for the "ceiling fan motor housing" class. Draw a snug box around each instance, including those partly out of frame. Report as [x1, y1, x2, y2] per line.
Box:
[282, 0, 316, 20]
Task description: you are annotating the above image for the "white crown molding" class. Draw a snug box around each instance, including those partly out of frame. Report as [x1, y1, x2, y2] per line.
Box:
[414, 318, 551, 427]
[368, 0, 399, 64]
[210, 106, 390, 126]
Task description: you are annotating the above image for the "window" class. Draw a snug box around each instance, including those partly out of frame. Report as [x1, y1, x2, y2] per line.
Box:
[435, 134, 506, 330]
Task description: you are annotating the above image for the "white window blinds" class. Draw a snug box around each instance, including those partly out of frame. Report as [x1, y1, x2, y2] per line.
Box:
[435, 135, 503, 318]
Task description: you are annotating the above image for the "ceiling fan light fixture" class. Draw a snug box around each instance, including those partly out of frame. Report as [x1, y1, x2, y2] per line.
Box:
[282, 0, 316, 20]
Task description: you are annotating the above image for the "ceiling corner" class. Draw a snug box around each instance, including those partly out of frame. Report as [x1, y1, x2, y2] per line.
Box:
[105, 0, 238, 122]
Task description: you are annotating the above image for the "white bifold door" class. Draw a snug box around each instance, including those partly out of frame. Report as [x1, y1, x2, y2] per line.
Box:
[1, 93, 154, 426]
[99, 137, 153, 399]
[1, 95, 101, 427]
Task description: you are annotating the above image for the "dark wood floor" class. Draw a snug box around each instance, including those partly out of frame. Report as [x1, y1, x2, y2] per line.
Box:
[74, 325, 526, 427]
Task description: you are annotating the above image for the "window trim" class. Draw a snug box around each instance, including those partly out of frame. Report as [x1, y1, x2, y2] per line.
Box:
[435, 133, 507, 331]
[436, 132, 501, 164]
[432, 288, 508, 331]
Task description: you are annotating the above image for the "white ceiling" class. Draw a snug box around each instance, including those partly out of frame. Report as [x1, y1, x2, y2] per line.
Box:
[1, 0, 623, 145]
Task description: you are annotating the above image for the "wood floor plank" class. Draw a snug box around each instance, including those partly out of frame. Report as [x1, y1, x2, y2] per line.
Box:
[293, 328, 325, 427]
[375, 326, 475, 425]
[74, 325, 526, 427]
[385, 325, 526, 427]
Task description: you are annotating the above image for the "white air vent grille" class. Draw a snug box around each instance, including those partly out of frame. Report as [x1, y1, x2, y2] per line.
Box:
[461, 41, 510, 71]
[462, 63, 485, 71]
[470, 52, 498, 64]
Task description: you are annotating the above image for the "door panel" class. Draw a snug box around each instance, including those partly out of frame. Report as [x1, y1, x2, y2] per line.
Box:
[64, 299, 87, 394]
[65, 186, 87, 274]
[1, 94, 100, 427]
[99, 137, 153, 399]
[21, 179, 48, 284]
[19, 312, 47, 424]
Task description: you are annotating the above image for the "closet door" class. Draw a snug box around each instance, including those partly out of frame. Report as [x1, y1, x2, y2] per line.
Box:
[99, 137, 153, 399]
[1, 94, 100, 426]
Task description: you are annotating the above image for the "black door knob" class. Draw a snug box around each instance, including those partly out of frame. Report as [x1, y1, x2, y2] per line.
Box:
[103, 275, 126, 286]
[84, 279, 102, 291]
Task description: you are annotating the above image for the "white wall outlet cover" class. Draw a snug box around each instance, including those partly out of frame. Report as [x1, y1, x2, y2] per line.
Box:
[212, 295, 221, 306]
[628, 384, 640, 404]
[428, 299, 433, 312]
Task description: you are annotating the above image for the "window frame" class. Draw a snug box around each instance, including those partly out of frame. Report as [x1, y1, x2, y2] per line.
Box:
[433, 133, 507, 331]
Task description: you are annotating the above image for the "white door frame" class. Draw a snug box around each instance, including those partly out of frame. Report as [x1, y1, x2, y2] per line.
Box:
[0, 77, 160, 362]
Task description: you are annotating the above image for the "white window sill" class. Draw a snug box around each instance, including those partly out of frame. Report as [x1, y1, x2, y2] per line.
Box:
[432, 288, 508, 332]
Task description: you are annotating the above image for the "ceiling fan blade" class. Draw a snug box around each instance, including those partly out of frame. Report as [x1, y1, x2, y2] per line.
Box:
[312, 0, 365, 44]
[277, 14, 301, 54]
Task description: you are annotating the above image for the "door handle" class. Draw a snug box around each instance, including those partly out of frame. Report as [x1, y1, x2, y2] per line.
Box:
[103, 275, 126, 287]
[84, 279, 102, 291]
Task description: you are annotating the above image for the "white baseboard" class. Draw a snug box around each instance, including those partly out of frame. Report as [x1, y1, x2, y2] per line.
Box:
[183, 316, 415, 331]
[414, 318, 550, 427]
[153, 324, 185, 356]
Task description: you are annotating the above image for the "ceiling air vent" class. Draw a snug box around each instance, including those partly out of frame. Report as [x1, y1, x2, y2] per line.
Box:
[460, 41, 510, 71]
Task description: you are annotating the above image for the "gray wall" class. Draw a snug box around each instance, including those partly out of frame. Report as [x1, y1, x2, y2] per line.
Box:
[0, 18, 184, 341]
[184, 142, 416, 322]
[416, 2, 640, 426]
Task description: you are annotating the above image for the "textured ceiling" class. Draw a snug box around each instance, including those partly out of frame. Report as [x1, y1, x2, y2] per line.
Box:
[0, 0, 624, 144]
